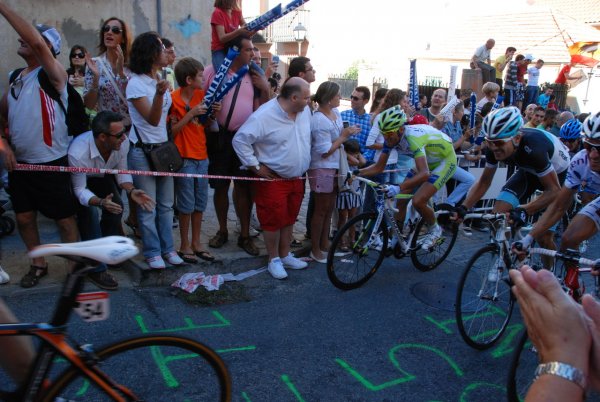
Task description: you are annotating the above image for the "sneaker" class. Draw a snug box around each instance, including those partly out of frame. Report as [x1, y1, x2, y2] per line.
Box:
[0, 264, 9, 284]
[163, 251, 185, 266]
[421, 224, 443, 250]
[146, 256, 166, 269]
[281, 253, 308, 270]
[87, 271, 118, 290]
[268, 257, 288, 279]
[372, 235, 384, 251]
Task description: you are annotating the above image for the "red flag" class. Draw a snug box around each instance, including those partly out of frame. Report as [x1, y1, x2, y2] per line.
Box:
[569, 41, 600, 67]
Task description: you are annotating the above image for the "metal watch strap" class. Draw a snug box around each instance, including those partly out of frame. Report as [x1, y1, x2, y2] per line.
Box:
[534, 362, 587, 390]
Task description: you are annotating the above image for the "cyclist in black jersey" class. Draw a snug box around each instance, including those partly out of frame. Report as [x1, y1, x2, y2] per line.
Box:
[456, 107, 570, 261]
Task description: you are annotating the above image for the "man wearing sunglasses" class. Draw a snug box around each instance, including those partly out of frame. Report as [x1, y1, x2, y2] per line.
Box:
[514, 113, 600, 262]
[0, 2, 80, 288]
[456, 106, 570, 268]
[68, 111, 155, 289]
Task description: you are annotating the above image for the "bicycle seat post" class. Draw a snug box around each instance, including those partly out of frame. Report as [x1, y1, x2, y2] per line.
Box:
[49, 260, 90, 327]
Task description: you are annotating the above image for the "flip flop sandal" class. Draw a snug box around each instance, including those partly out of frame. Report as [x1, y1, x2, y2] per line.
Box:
[194, 250, 216, 262]
[177, 251, 198, 264]
[20, 265, 48, 288]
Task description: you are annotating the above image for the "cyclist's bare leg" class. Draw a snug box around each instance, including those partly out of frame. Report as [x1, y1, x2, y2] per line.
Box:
[412, 182, 437, 226]
[0, 298, 35, 384]
[492, 200, 513, 214]
[560, 214, 597, 253]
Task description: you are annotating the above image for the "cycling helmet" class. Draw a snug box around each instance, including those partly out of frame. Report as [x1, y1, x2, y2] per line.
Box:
[482, 106, 523, 140]
[408, 114, 428, 125]
[559, 118, 582, 140]
[378, 106, 407, 133]
[582, 111, 600, 139]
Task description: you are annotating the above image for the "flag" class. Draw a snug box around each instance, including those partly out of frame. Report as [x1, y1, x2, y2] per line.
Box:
[569, 41, 600, 67]
[409, 59, 419, 109]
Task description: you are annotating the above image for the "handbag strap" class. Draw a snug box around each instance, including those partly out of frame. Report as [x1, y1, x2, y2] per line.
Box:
[132, 125, 147, 147]
[97, 56, 128, 105]
[223, 81, 242, 131]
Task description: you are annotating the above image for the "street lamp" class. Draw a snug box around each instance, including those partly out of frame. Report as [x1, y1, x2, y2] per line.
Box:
[293, 22, 307, 56]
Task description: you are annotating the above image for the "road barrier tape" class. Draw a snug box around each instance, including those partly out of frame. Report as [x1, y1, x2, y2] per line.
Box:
[14, 163, 412, 181]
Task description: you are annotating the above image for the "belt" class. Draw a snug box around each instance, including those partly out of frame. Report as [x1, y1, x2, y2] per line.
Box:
[134, 142, 166, 150]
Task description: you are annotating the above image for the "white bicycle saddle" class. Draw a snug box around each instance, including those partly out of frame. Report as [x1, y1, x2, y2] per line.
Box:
[29, 236, 138, 265]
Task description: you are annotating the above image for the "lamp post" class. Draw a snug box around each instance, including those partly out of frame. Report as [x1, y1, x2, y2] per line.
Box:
[293, 22, 307, 56]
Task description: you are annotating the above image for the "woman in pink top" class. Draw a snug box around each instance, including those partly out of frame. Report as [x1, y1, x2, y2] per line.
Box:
[211, 0, 252, 70]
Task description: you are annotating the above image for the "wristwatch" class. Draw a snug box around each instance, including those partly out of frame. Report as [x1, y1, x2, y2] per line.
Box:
[534, 362, 587, 390]
[252, 164, 261, 172]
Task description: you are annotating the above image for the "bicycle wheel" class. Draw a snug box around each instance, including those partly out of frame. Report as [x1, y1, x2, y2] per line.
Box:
[43, 335, 231, 402]
[410, 218, 458, 272]
[455, 244, 515, 349]
[327, 212, 388, 290]
[507, 331, 538, 402]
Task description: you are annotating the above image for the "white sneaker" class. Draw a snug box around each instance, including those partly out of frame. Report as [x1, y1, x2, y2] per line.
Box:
[372, 235, 384, 251]
[163, 251, 185, 266]
[421, 224, 443, 250]
[281, 253, 308, 270]
[146, 256, 166, 270]
[268, 258, 288, 279]
[0, 265, 9, 284]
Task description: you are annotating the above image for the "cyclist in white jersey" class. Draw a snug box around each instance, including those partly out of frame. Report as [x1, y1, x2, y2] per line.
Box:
[515, 111, 600, 262]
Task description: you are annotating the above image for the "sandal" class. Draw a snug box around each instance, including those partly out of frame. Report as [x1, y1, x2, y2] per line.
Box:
[209, 231, 228, 248]
[290, 239, 303, 248]
[20, 265, 48, 288]
[237, 236, 260, 256]
[194, 250, 216, 262]
[177, 251, 198, 264]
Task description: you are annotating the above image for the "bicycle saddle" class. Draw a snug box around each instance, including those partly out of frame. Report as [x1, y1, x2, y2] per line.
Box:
[29, 236, 138, 265]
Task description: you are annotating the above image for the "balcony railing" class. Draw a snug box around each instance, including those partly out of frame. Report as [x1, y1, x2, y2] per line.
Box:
[247, 8, 310, 44]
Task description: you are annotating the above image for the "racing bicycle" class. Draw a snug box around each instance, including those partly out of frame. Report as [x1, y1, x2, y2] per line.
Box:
[326, 175, 458, 290]
[0, 236, 231, 401]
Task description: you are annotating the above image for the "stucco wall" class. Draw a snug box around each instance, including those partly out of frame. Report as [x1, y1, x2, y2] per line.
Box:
[0, 0, 212, 92]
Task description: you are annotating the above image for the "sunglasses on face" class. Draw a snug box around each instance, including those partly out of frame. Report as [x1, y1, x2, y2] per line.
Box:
[350, 96, 363, 101]
[485, 137, 512, 147]
[561, 138, 579, 144]
[103, 25, 123, 35]
[583, 140, 600, 153]
[105, 128, 128, 139]
[71, 53, 85, 59]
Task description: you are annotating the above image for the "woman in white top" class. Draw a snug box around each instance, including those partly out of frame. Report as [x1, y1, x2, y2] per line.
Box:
[308, 81, 360, 263]
[126, 31, 184, 269]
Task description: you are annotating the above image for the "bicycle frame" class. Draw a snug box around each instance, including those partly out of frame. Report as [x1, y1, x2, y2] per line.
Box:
[0, 259, 138, 402]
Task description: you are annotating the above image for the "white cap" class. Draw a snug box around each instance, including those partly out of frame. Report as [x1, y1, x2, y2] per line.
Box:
[524, 53, 534, 61]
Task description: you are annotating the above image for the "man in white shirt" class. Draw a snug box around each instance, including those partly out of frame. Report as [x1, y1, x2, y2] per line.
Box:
[471, 38, 496, 85]
[0, 3, 79, 288]
[232, 77, 312, 279]
[68, 111, 155, 289]
[524, 59, 544, 110]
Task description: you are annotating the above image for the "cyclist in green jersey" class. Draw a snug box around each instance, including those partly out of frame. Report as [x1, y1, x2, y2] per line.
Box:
[356, 106, 457, 248]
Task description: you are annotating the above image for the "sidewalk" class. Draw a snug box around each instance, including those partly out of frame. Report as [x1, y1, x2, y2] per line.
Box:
[0, 184, 312, 295]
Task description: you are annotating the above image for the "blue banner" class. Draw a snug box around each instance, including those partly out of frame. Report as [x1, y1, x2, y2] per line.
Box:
[492, 95, 504, 110]
[409, 59, 419, 109]
[246, 4, 283, 31]
[469, 92, 477, 130]
[214, 65, 250, 102]
[203, 46, 240, 108]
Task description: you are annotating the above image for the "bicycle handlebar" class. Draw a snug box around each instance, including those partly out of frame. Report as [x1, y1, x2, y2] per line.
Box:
[529, 248, 600, 271]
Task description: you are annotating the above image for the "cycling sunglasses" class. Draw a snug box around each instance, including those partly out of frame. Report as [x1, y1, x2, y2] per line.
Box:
[583, 139, 600, 153]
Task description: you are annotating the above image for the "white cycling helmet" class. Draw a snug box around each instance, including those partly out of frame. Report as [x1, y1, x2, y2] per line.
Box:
[482, 106, 524, 140]
[582, 111, 600, 140]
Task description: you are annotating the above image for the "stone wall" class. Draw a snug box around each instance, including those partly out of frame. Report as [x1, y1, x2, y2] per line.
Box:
[0, 0, 212, 92]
